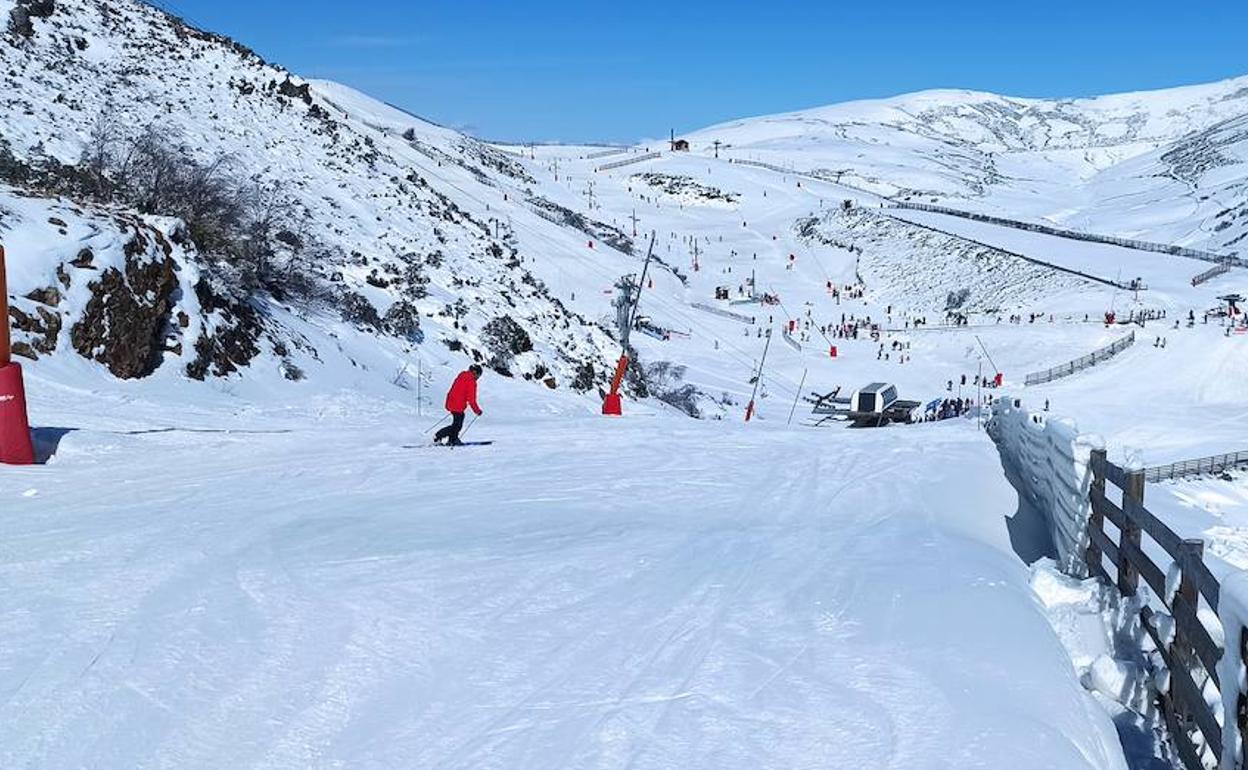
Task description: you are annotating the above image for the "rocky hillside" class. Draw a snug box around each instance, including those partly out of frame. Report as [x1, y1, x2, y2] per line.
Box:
[0, 0, 628, 396]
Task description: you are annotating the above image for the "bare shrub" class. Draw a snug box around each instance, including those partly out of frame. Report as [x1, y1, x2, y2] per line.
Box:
[73, 118, 332, 305]
[645, 360, 701, 417]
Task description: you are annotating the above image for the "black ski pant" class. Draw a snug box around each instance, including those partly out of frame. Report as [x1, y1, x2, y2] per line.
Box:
[434, 411, 465, 444]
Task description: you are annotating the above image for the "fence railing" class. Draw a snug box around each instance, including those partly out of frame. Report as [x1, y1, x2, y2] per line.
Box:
[781, 326, 801, 352]
[883, 211, 1140, 290]
[1086, 450, 1231, 769]
[891, 201, 1244, 268]
[730, 158, 804, 176]
[1146, 450, 1248, 483]
[1024, 332, 1135, 385]
[525, 201, 565, 227]
[690, 302, 755, 325]
[585, 147, 633, 160]
[726, 158, 879, 198]
[596, 152, 661, 172]
[1192, 262, 1232, 287]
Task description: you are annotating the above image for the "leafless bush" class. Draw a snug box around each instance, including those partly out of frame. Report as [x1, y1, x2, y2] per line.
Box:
[644, 360, 701, 417]
[79, 118, 329, 304]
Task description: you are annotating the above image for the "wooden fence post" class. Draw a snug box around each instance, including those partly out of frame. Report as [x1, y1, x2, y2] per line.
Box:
[1118, 469, 1145, 596]
[1087, 449, 1107, 578]
[1172, 538, 1204, 735]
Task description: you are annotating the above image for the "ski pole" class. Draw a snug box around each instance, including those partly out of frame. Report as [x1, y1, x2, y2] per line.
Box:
[460, 414, 480, 439]
[422, 414, 450, 435]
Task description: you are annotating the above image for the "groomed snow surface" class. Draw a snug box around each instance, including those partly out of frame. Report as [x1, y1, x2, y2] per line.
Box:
[1, 379, 1126, 769]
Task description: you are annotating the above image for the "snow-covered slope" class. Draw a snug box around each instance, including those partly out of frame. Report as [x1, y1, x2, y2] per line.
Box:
[0, 0, 632, 398]
[685, 76, 1248, 254]
[695, 78, 1248, 158]
[3, 4, 1247, 768]
[1, 390, 1128, 770]
[1063, 112, 1248, 253]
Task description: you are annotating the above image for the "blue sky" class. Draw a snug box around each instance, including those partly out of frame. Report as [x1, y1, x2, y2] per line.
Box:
[150, 1, 1247, 144]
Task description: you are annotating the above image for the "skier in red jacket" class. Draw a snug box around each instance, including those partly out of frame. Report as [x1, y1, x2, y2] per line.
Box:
[434, 364, 483, 446]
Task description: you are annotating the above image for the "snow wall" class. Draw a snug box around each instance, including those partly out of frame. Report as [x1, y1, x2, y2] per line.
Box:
[992, 398, 1248, 768]
[988, 397, 1104, 578]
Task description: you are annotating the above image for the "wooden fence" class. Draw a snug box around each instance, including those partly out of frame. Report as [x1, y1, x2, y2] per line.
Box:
[690, 302, 755, 325]
[596, 152, 661, 172]
[726, 158, 879, 198]
[1086, 450, 1234, 769]
[892, 200, 1245, 269]
[1192, 262, 1232, 287]
[1024, 332, 1135, 385]
[729, 158, 803, 176]
[525, 201, 565, 227]
[1146, 450, 1248, 483]
[585, 147, 633, 160]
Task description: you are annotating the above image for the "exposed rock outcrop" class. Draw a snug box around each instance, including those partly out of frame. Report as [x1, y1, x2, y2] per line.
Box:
[69, 237, 179, 379]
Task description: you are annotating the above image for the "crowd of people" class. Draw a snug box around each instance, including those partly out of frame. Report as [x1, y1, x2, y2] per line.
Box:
[945, 312, 971, 326]
[1003, 312, 1052, 324]
[684, 221, 1242, 430]
[923, 397, 974, 422]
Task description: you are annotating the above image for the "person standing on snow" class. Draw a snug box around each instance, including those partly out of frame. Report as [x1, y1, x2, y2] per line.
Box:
[434, 364, 483, 446]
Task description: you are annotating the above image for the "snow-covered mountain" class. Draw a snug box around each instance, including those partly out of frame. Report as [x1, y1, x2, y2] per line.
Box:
[1063, 111, 1248, 252]
[688, 77, 1248, 254]
[696, 78, 1248, 157]
[0, 0, 631, 398]
[2, 0, 1245, 410]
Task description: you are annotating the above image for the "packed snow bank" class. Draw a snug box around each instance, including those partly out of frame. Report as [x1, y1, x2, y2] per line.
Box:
[0, 394, 1126, 769]
[990, 398, 1248, 768]
[1218, 572, 1248, 768]
[989, 397, 1105, 576]
[1029, 561, 1176, 768]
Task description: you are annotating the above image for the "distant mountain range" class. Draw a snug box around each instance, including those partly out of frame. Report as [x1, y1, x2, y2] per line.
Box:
[689, 77, 1248, 253]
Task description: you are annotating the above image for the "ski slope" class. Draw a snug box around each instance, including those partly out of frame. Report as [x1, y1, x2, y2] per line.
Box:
[886, 207, 1233, 307]
[3, 4, 1248, 766]
[4, 95, 1245, 770]
[1, 381, 1126, 770]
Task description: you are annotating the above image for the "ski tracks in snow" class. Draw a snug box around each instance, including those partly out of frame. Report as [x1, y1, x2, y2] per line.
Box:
[1, 418, 1124, 769]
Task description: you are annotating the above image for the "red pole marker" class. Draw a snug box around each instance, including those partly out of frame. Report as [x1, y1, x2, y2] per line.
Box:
[829, 345, 838, 358]
[602, 353, 628, 416]
[0, 245, 36, 465]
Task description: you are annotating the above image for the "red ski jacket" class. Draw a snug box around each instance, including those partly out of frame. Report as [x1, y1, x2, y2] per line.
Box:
[445, 370, 481, 415]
